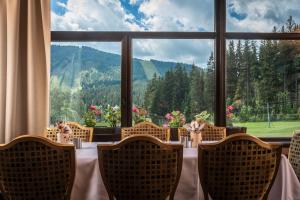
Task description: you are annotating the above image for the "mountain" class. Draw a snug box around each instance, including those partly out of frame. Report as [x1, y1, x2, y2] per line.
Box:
[51, 45, 193, 88]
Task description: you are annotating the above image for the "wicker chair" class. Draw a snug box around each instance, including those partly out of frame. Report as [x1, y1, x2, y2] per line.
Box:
[197, 119, 226, 141]
[98, 135, 183, 200]
[45, 121, 93, 142]
[289, 132, 300, 181]
[65, 122, 93, 142]
[0, 135, 75, 200]
[178, 127, 188, 138]
[121, 121, 170, 141]
[198, 133, 282, 200]
[178, 120, 226, 141]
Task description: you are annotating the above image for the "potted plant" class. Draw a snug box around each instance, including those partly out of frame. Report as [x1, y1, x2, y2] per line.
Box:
[164, 111, 186, 140]
[103, 105, 121, 127]
[132, 105, 151, 125]
[83, 105, 101, 127]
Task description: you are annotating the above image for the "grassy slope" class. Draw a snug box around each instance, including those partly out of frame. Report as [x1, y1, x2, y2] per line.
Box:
[233, 121, 300, 137]
[140, 60, 160, 80]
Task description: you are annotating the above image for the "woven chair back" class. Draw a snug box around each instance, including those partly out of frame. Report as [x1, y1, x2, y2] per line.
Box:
[45, 127, 60, 141]
[45, 122, 93, 142]
[121, 121, 170, 141]
[198, 133, 282, 200]
[65, 122, 93, 142]
[178, 127, 188, 138]
[0, 136, 75, 200]
[98, 135, 183, 200]
[197, 119, 226, 141]
[289, 132, 300, 181]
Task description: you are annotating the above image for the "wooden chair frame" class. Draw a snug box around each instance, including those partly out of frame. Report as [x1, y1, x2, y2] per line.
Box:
[121, 121, 170, 141]
[0, 135, 76, 200]
[98, 135, 183, 200]
[198, 133, 282, 200]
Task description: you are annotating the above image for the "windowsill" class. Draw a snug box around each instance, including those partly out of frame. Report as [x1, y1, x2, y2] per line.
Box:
[91, 127, 292, 147]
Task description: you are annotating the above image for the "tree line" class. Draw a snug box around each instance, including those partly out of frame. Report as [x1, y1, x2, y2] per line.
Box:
[144, 17, 300, 123]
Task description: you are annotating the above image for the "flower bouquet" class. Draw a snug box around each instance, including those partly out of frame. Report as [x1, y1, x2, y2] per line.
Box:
[103, 105, 121, 127]
[83, 105, 101, 127]
[132, 105, 151, 125]
[185, 120, 206, 147]
[164, 111, 186, 128]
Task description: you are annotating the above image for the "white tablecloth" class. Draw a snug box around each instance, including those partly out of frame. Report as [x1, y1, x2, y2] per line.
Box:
[71, 143, 300, 200]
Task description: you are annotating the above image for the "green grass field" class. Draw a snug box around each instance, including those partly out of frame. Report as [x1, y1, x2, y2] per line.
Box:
[233, 121, 300, 137]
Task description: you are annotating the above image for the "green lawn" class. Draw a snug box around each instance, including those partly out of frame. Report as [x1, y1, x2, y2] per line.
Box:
[233, 121, 300, 137]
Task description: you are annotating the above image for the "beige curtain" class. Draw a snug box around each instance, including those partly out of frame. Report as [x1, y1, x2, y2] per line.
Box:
[0, 0, 50, 143]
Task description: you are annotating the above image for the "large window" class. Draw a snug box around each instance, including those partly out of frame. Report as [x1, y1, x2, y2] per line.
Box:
[226, 40, 300, 137]
[132, 39, 215, 125]
[51, 0, 300, 138]
[50, 42, 121, 127]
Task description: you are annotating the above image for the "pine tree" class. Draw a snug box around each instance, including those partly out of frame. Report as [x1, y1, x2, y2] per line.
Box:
[204, 52, 215, 113]
[189, 65, 205, 119]
[226, 40, 237, 102]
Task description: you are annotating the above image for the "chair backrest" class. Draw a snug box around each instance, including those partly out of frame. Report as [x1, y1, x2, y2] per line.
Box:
[121, 121, 170, 141]
[98, 135, 183, 200]
[289, 132, 300, 181]
[197, 119, 226, 141]
[65, 122, 93, 142]
[45, 127, 60, 141]
[0, 136, 75, 200]
[198, 133, 282, 200]
[44, 122, 93, 142]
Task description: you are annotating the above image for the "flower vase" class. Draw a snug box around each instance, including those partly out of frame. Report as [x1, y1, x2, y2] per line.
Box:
[190, 131, 202, 148]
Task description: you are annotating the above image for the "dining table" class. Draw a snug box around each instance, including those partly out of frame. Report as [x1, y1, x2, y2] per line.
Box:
[70, 142, 300, 200]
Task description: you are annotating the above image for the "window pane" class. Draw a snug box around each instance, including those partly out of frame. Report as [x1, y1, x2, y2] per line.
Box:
[227, 0, 300, 32]
[226, 40, 300, 137]
[51, 0, 214, 32]
[50, 42, 121, 127]
[132, 39, 215, 126]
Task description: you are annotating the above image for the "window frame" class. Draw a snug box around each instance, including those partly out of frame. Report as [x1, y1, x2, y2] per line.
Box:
[51, 0, 300, 139]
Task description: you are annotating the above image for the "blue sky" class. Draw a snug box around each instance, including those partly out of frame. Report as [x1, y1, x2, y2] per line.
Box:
[51, 0, 300, 66]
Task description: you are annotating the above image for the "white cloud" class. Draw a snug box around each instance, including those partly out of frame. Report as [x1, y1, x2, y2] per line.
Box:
[227, 0, 300, 32]
[56, 2, 67, 9]
[133, 39, 214, 67]
[51, 0, 143, 31]
[51, 0, 215, 65]
[139, 0, 213, 31]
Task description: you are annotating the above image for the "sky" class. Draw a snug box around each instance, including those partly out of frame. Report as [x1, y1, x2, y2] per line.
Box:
[51, 0, 300, 67]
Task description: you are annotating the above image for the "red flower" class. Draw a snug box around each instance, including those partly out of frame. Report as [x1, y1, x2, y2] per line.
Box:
[227, 105, 234, 111]
[132, 105, 138, 113]
[89, 105, 97, 110]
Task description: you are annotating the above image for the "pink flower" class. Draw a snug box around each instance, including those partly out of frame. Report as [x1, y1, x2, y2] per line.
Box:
[132, 105, 138, 113]
[165, 113, 172, 120]
[181, 117, 186, 124]
[227, 105, 234, 111]
[89, 105, 97, 110]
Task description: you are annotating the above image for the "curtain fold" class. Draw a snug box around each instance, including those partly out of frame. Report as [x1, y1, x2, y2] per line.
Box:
[0, 0, 50, 143]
